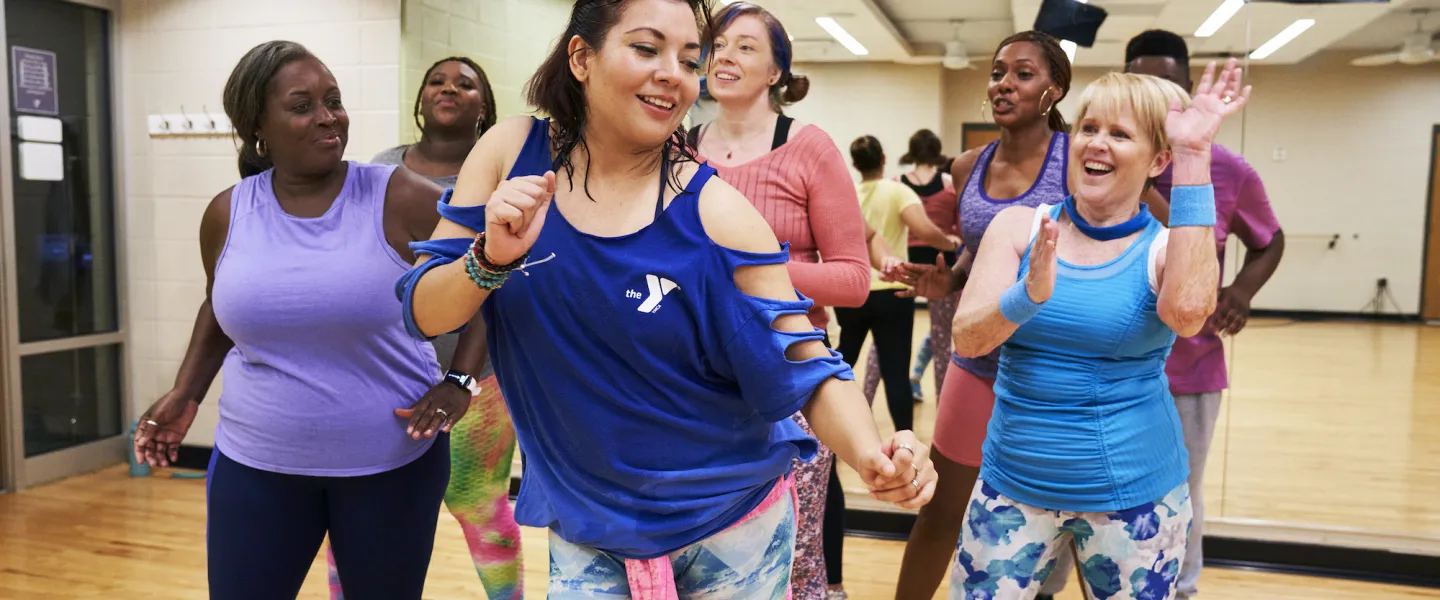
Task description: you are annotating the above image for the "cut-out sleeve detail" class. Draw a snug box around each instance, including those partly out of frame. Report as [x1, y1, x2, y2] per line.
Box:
[709, 242, 855, 423]
[434, 188, 487, 232]
[392, 200, 486, 340]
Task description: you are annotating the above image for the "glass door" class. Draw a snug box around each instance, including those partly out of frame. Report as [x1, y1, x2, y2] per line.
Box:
[0, 0, 124, 490]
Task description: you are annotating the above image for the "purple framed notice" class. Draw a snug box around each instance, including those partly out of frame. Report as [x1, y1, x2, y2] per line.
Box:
[12, 46, 58, 116]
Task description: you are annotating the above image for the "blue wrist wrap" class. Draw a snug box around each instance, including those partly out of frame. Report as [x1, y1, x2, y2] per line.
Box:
[1168, 184, 1217, 228]
[999, 280, 1044, 325]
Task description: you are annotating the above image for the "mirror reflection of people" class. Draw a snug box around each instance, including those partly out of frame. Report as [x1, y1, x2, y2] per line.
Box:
[323, 56, 524, 600]
[859, 129, 961, 408]
[133, 41, 475, 599]
[689, 4, 872, 596]
[949, 62, 1250, 600]
[396, 0, 938, 596]
[1124, 29, 1285, 600]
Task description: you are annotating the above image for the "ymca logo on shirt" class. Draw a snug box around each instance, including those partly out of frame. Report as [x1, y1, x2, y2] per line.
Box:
[626, 274, 680, 313]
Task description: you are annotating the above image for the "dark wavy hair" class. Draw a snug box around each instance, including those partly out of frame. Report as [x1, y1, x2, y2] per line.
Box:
[994, 31, 1072, 133]
[709, 2, 809, 112]
[524, 0, 714, 200]
[413, 56, 497, 139]
[223, 40, 315, 177]
[899, 128, 945, 167]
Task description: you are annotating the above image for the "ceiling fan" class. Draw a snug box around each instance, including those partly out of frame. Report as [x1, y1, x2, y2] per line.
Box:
[1351, 9, 1438, 67]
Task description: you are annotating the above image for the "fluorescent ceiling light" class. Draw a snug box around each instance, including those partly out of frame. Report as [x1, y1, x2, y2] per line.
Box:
[1195, 0, 1245, 38]
[816, 16, 869, 56]
[1249, 19, 1315, 60]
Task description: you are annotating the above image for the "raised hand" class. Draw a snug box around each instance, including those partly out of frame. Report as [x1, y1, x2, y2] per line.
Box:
[483, 171, 556, 265]
[1025, 212, 1060, 304]
[133, 391, 200, 468]
[859, 430, 937, 510]
[1167, 58, 1251, 154]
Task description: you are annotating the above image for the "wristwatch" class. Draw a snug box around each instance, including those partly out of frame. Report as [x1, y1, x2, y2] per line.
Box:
[443, 369, 481, 397]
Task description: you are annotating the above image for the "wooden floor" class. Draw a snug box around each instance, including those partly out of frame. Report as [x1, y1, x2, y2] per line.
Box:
[830, 316, 1440, 544]
[2, 466, 1438, 599]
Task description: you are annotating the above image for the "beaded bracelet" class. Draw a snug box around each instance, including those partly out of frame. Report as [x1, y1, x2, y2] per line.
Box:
[463, 232, 528, 290]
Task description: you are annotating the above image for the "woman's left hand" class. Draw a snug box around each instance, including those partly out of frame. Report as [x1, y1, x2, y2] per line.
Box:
[858, 430, 937, 510]
[1166, 58, 1252, 154]
[395, 383, 471, 439]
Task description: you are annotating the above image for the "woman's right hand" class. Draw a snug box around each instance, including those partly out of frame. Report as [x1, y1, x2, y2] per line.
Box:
[134, 391, 200, 468]
[1025, 212, 1060, 303]
[482, 171, 556, 265]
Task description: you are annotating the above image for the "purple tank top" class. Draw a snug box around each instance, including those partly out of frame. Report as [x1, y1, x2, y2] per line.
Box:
[211, 161, 441, 476]
[953, 132, 1070, 379]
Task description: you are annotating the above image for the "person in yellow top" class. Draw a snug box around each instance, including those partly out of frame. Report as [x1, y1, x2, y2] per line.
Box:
[839, 133, 959, 429]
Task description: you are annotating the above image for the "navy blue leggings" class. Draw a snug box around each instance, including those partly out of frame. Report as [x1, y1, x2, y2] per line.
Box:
[205, 435, 450, 600]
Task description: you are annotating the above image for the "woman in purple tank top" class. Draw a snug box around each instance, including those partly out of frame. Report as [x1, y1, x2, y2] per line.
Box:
[130, 41, 485, 600]
[891, 31, 1078, 600]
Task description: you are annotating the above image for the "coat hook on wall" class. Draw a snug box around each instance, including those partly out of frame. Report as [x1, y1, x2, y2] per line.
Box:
[148, 106, 232, 137]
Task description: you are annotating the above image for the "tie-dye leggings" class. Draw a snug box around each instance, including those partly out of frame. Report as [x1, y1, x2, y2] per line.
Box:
[548, 478, 796, 599]
[327, 374, 522, 600]
[953, 479, 1192, 600]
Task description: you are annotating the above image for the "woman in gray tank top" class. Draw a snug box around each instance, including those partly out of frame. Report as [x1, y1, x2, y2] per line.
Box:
[325, 57, 526, 600]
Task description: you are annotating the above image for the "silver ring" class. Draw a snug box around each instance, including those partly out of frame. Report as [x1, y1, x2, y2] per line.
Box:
[144, 419, 158, 427]
[911, 477, 920, 489]
[434, 408, 449, 418]
[896, 443, 915, 456]
[1223, 95, 1233, 104]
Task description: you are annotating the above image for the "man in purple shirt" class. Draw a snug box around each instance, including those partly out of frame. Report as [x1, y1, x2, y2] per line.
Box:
[1126, 29, 1287, 600]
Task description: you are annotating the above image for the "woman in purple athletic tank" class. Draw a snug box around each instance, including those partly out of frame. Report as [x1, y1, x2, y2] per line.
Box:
[131, 41, 481, 600]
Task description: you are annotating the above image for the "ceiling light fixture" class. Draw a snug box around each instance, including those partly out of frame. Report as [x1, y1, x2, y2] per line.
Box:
[816, 16, 869, 56]
[1196, 0, 1245, 38]
[1249, 18, 1316, 60]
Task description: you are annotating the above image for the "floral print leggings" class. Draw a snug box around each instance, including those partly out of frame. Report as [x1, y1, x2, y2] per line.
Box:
[788, 413, 835, 600]
[954, 479, 1192, 600]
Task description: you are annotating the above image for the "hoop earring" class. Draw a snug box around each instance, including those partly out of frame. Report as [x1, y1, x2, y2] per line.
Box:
[255, 138, 267, 157]
[1039, 89, 1054, 116]
[980, 99, 992, 124]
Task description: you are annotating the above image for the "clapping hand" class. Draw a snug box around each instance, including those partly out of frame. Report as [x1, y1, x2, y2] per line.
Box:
[1025, 212, 1060, 304]
[890, 254, 953, 299]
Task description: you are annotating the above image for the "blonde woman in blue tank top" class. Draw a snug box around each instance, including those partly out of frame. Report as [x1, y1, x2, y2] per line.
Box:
[948, 63, 1250, 600]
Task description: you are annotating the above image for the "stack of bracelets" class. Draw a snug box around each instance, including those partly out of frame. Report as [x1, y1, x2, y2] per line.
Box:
[463, 232, 529, 290]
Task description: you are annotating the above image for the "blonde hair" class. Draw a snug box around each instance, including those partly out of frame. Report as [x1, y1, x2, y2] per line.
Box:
[1071, 72, 1187, 155]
